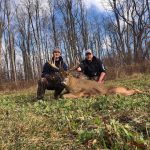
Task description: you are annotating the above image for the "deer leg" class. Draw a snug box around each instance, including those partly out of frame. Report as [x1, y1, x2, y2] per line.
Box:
[107, 87, 143, 96]
[120, 89, 136, 96]
[121, 89, 143, 96]
[62, 91, 86, 99]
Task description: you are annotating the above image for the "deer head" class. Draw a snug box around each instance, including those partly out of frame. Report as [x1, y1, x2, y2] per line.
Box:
[48, 55, 87, 85]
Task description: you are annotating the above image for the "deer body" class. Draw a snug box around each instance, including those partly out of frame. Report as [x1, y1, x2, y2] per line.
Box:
[62, 75, 143, 99]
[46, 60, 143, 99]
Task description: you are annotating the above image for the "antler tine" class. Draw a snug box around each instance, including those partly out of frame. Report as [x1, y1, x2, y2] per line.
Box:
[48, 56, 59, 70]
[69, 55, 80, 71]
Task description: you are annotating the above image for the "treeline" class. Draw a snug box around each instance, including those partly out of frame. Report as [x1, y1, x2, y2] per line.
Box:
[0, 0, 149, 83]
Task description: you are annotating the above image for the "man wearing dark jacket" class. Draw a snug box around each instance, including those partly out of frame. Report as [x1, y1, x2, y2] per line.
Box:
[77, 49, 106, 84]
[36, 48, 67, 99]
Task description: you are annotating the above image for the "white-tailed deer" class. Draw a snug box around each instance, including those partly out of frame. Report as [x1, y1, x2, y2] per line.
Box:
[48, 57, 144, 99]
[61, 72, 144, 99]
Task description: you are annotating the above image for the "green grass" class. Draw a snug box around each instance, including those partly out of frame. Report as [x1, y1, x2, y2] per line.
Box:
[0, 74, 150, 150]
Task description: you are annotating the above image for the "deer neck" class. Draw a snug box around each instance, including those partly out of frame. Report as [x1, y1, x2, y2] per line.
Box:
[67, 76, 78, 91]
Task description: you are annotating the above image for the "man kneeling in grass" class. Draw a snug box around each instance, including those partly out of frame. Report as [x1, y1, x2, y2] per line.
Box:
[77, 49, 106, 84]
[36, 48, 67, 100]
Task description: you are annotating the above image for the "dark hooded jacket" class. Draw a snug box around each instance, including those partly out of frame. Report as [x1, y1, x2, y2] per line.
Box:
[41, 56, 67, 77]
[79, 56, 106, 78]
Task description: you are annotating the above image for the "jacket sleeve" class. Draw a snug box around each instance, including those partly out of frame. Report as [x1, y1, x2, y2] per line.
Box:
[41, 62, 49, 77]
[97, 59, 106, 73]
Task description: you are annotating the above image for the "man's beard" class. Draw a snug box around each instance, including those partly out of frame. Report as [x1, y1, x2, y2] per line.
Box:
[54, 57, 59, 61]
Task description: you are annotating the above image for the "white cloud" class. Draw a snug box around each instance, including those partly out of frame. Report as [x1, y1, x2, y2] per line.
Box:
[83, 0, 111, 11]
[14, 0, 111, 11]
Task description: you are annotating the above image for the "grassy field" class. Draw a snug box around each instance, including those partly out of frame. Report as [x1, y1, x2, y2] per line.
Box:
[0, 74, 150, 150]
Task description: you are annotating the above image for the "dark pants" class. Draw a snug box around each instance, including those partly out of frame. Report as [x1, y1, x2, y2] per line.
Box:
[36, 74, 65, 99]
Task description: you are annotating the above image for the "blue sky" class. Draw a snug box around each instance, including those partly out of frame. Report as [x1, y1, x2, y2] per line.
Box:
[3, 0, 112, 64]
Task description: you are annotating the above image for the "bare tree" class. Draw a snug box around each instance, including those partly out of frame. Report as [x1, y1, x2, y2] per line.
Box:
[109, 0, 150, 63]
[56, 0, 79, 65]
[78, 0, 89, 50]
[5, 0, 17, 83]
[0, 0, 6, 83]
[0, 0, 149, 84]
[48, 0, 59, 47]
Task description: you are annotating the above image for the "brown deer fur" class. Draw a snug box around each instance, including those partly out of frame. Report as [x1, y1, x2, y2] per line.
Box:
[61, 75, 143, 99]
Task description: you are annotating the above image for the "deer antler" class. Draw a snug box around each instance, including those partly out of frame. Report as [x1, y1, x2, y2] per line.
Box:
[69, 55, 80, 71]
[48, 57, 59, 70]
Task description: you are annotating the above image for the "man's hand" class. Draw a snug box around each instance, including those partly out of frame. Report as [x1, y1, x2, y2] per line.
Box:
[98, 72, 106, 84]
[77, 67, 82, 72]
[98, 80, 104, 84]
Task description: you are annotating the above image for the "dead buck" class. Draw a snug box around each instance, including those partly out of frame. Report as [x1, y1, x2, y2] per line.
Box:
[48, 57, 144, 99]
[61, 72, 144, 99]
